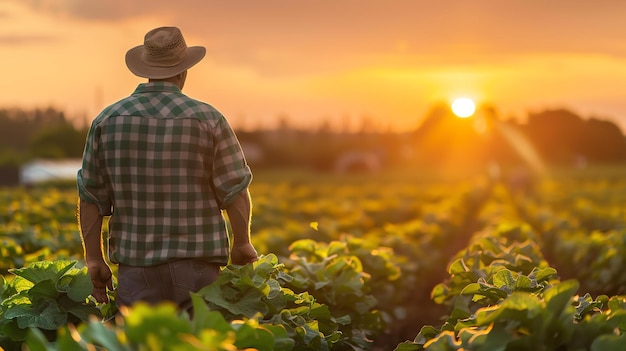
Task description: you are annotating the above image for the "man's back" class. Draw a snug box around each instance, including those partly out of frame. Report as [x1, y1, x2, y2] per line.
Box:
[79, 82, 252, 266]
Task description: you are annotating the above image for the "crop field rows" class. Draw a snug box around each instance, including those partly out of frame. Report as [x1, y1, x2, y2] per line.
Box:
[1, 168, 625, 350]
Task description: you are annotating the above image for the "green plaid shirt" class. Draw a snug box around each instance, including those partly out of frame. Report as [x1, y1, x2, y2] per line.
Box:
[77, 82, 252, 266]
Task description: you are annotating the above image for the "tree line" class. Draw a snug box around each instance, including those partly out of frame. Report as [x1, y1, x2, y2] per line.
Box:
[0, 105, 624, 172]
[405, 104, 626, 172]
[0, 108, 87, 165]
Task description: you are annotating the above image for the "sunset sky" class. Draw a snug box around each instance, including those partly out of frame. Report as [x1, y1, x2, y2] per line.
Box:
[2, 1, 626, 132]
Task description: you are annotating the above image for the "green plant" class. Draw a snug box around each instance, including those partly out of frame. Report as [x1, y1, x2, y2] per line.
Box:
[197, 254, 342, 350]
[24, 295, 295, 351]
[283, 239, 386, 349]
[0, 260, 100, 347]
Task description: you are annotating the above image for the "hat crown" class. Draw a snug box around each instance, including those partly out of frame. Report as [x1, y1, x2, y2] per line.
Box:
[125, 26, 205, 79]
[141, 27, 188, 67]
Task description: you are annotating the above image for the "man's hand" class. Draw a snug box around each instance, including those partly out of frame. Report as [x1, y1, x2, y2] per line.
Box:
[86, 259, 113, 303]
[230, 242, 258, 265]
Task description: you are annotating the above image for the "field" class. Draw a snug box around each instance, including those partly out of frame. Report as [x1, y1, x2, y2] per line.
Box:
[1, 166, 626, 350]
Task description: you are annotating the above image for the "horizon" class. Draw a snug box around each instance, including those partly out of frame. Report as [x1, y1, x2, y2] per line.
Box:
[2, 1, 626, 133]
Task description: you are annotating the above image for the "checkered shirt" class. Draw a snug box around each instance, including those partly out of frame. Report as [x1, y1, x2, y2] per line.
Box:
[77, 82, 252, 266]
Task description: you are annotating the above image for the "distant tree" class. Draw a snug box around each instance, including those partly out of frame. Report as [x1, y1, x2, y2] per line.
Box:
[581, 118, 626, 162]
[524, 109, 585, 163]
[29, 124, 87, 159]
[524, 109, 626, 164]
[0, 107, 71, 147]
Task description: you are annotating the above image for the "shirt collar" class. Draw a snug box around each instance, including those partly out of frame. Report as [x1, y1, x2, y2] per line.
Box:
[133, 82, 182, 94]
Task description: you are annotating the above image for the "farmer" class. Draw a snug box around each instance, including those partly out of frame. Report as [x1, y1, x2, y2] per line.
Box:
[77, 26, 258, 311]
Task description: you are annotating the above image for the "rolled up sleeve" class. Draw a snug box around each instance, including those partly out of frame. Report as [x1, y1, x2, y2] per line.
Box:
[211, 116, 252, 209]
[77, 123, 112, 216]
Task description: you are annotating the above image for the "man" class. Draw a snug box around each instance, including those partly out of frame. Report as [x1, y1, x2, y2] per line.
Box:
[77, 26, 258, 311]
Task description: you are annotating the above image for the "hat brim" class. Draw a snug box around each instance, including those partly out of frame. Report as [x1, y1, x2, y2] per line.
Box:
[125, 45, 206, 79]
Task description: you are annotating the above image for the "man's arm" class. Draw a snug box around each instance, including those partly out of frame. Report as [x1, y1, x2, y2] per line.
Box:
[78, 199, 113, 303]
[224, 189, 258, 265]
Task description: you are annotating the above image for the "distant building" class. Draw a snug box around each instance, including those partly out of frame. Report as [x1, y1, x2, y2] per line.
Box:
[333, 150, 383, 173]
[20, 159, 82, 185]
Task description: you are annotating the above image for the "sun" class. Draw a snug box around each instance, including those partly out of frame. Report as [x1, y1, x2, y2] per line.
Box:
[451, 98, 476, 118]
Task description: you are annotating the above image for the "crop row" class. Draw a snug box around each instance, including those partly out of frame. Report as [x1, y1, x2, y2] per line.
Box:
[1, 170, 625, 350]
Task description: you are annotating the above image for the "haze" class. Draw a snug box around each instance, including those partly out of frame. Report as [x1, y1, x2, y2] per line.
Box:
[2, 1, 626, 132]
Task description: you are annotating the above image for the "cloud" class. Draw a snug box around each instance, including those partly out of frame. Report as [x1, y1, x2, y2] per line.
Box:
[0, 34, 59, 46]
[8, 1, 626, 76]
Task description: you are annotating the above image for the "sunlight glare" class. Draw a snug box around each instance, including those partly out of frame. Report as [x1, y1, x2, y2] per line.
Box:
[451, 98, 476, 118]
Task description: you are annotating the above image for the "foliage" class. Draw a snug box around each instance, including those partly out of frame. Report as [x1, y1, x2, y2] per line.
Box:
[431, 223, 552, 308]
[0, 107, 86, 164]
[1, 106, 625, 170]
[29, 124, 88, 159]
[0, 188, 83, 275]
[397, 278, 626, 351]
[283, 239, 388, 349]
[198, 251, 383, 350]
[524, 109, 626, 164]
[396, 219, 626, 350]
[198, 254, 340, 350]
[0, 260, 100, 348]
[24, 295, 294, 351]
[1, 168, 626, 350]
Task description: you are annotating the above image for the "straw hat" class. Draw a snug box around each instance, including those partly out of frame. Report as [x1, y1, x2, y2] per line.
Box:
[125, 26, 206, 79]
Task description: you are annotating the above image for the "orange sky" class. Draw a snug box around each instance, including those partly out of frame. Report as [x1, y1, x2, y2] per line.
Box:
[2, 1, 626, 132]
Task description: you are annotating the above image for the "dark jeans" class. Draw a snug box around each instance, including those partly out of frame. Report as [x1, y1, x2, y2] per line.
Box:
[117, 258, 220, 313]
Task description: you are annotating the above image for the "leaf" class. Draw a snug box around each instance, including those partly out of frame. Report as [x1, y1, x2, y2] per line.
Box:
[200, 283, 269, 318]
[190, 294, 231, 334]
[431, 284, 449, 305]
[461, 281, 507, 302]
[289, 240, 318, 256]
[514, 275, 533, 290]
[607, 296, 626, 312]
[9, 261, 76, 284]
[463, 323, 511, 351]
[393, 341, 421, 351]
[413, 325, 441, 345]
[334, 314, 351, 325]
[9, 276, 35, 293]
[544, 280, 579, 316]
[0, 318, 29, 342]
[591, 333, 626, 351]
[233, 323, 275, 351]
[423, 330, 461, 351]
[448, 258, 469, 275]
[460, 282, 483, 296]
[28, 280, 59, 302]
[79, 320, 132, 351]
[6, 300, 68, 330]
[310, 221, 319, 231]
[605, 310, 626, 330]
[0, 275, 7, 297]
[263, 324, 296, 351]
[492, 270, 516, 291]
[123, 302, 191, 345]
[327, 241, 347, 257]
[24, 328, 56, 351]
[295, 324, 324, 346]
[65, 267, 94, 302]
[475, 292, 542, 326]
[56, 326, 87, 351]
[66, 303, 101, 322]
[531, 267, 558, 283]
[575, 293, 602, 320]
